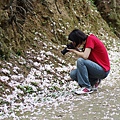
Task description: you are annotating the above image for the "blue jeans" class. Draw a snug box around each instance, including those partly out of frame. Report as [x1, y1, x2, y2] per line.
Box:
[70, 58, 110, 88]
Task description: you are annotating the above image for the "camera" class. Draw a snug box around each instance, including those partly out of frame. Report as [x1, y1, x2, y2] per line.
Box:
[61, 43, 75, 55]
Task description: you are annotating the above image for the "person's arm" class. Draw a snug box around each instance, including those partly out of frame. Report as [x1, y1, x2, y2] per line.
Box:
[67, 48, 91, 59]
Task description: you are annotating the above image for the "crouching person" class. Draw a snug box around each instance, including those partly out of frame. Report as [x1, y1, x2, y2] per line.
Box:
[67, 29, 110, 94]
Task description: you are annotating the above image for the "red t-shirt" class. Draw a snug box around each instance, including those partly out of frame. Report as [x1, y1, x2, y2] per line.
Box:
[85, 34, 110, 71]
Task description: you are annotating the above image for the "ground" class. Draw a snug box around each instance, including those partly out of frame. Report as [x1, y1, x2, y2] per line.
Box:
[0, 40, 120, 120]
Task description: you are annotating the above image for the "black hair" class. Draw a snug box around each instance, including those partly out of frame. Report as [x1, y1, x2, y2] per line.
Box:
[68, 29, 88, 47]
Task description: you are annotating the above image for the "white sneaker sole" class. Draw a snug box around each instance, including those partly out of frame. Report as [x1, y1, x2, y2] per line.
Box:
[75, 90, 93, 95]
[92, 88, 98, 91]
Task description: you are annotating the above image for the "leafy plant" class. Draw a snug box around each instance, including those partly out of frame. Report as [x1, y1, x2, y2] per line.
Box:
[17, 85, 35, 94]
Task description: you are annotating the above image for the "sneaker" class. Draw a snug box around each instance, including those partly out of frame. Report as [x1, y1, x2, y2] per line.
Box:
[92, 79, 101, 91]
[75, 87, 93, 95]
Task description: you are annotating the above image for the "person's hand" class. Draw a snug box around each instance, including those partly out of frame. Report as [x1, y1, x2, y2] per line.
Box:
[67, 48, 76, 53]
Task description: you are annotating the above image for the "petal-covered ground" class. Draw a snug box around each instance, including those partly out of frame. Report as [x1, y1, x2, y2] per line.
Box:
[0, 40, 120, 120]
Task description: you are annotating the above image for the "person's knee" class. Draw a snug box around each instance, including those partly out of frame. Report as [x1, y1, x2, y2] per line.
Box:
[70, 69, 77, 80]
[70, 70, 75, 79]
[77, 58, 84, 66]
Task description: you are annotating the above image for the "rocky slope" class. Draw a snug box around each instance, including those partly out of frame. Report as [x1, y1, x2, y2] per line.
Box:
[95, 0, 120, 38]
[0, 0, 119, 59]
